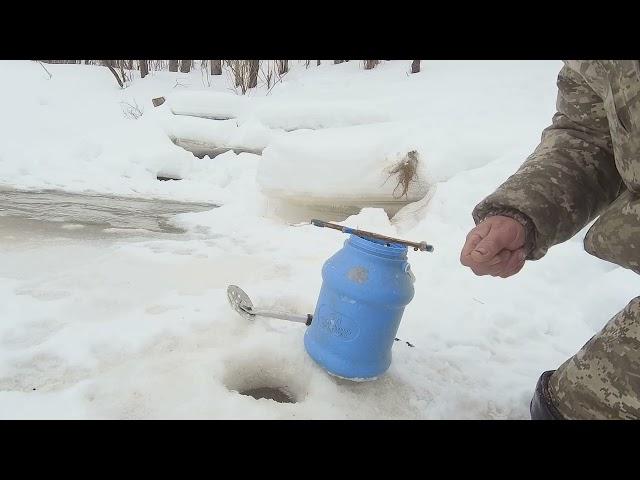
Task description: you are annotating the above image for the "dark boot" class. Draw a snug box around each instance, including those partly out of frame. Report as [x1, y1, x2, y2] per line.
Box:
[530, 370, 566, 420]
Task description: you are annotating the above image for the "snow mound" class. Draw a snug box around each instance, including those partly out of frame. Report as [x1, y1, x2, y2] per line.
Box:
[162, 115, 281, 156]
[167, 90, 390, 131]
[250, 97, 390, 131]
[257, 122, 430, 209]
[168, 90, 250, 120]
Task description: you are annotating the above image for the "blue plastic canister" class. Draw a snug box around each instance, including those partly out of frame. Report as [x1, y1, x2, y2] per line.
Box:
[304, 234, 415, 380]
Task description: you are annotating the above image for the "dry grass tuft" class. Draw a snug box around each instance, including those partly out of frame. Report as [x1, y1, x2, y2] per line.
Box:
[384, 150, 420, 199]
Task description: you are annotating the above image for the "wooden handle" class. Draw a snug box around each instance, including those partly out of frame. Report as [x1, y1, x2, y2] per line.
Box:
[310, 219, 433, 252]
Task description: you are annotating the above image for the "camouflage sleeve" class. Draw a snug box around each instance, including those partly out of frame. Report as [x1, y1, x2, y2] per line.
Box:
[475, 206, 538, 256]
[472, 63, 623, 260]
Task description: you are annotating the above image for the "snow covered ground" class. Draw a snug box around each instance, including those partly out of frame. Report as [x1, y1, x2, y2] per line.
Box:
[1, 60, 639, 419]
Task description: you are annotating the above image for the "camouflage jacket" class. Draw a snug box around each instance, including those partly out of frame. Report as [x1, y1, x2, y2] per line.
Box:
[473, 60, 640, 274]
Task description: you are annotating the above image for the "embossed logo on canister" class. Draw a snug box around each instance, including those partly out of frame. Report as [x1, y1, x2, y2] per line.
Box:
[317, 305, 360, 341]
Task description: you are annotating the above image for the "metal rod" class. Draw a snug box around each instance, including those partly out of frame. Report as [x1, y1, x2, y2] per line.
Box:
[240, 305, 312, 325]
[310, 219, 434, 252]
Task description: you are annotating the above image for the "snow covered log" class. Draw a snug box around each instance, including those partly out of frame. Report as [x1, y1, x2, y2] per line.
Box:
[167, 91, 250, 121]
[163, 90, 393, 159]
[166, 91, 390, 131]
[162, 115, 281, 158]
[257, 122, 430, 216]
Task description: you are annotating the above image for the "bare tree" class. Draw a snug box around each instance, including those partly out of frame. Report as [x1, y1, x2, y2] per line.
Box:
[37, 61, 52, 79]
[180, 60, 191, 73]
[262, 62, 274, 90]
[226, 60, 249, 93]
[211, 60, 222, 75]
[151, 60, 168, 71]
[102, 60, 124, 88]
[248, 60, 259, 88]
[118, 61, 129, 85]
[411, 60, 420, 74]
[364, 60, 380, 70]
[139, 60, 149, 78]
[169, 60, 179, 72]
[277, 60, 289, 75]
[317, 60, 321, 66]
[226, 60, 243, 88]
[225, 60, 262, 94]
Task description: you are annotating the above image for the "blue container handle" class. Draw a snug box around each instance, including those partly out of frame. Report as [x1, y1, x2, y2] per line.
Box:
[403, 262, 416, 283]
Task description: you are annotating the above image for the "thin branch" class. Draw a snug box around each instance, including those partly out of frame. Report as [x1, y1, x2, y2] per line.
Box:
[120, 100, 144, 119]
[37, 61, 52, 80]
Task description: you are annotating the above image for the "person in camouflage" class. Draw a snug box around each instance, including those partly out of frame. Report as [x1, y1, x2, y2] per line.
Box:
[460, 60, 640, 420]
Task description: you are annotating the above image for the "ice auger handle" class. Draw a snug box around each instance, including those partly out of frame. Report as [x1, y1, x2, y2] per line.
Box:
[310, 219, 433, 252]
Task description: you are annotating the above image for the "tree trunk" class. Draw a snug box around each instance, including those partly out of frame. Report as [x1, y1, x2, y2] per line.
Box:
[278, 60, 289, 75]
[211, 60, 222, 75]
[180, 60, 191, 73]
[317, 60, 321, 66]
[169, 60, 179, 72]
[105, 64, 124, 88]
[411, 60, 420, 74]
[334, 60, 344, 64]
[364, 60, 379, 70]
[119, 61, 127, 84]
[139, 60, 149, 79]
[228, 60, 242, 87]
[248, 60, 260, 89]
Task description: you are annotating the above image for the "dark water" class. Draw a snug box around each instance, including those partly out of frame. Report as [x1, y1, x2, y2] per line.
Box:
[238, 386, 297, 404]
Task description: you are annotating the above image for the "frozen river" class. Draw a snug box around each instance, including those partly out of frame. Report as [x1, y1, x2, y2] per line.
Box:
[0, 188, 216, 240]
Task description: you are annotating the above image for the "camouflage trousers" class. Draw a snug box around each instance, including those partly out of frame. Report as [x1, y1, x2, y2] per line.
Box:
[546, 191, 640, 419]
[548, 296, 640, 419]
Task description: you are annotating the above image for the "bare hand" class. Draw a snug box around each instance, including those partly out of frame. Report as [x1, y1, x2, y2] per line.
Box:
[460, 215, 527, 278]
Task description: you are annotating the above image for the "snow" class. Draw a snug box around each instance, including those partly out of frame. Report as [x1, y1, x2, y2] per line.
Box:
[168, 89, 390, 130]
[2, 59, 639, 419]
[168, 90, 250, 120]
[256, 60, 558, 208]
[162, 116, 280, 154]
[258, 122, 429, 203]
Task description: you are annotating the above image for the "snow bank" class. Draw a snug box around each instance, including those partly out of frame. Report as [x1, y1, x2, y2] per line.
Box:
[258, 122, 430, 208]
[249, 97, 390, 131]
[162, 115, 281, 156]
[167, 90, 390, 131]
[0, 61, 254, 203]
[256, 60, 563, 216]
